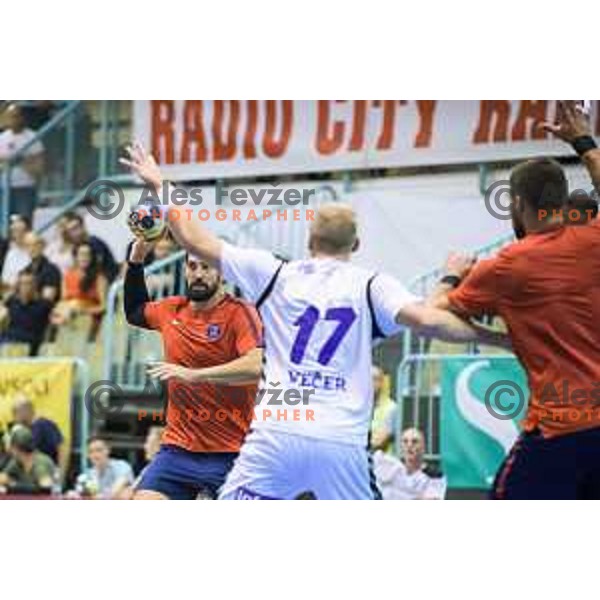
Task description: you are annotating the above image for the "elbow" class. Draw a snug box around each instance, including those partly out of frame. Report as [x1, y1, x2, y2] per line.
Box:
[428, 294, 451, 310]
[397, 304, 439, 337]
[410, 309, 438, 336]
[124, 306, 147, 328]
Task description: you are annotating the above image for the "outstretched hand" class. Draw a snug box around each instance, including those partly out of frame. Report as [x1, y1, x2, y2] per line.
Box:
[120, 142, 163, 191]
[540, 101, 592, 143]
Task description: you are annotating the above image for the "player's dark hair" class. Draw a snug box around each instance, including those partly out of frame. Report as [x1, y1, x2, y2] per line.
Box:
[509, 158, 568, 212]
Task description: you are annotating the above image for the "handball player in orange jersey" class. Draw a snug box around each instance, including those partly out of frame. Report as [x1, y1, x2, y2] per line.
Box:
[434, 101, 600, 499]
[124, 235, 263, 499]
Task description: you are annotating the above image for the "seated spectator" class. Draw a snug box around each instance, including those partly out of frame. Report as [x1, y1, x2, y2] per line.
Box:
[0, 104, 45, 222]
[373, 428, 447, 500]
[0, 425, 56, 496]
[1, 214, 31, 292]
[45, 215, 75, 274]
[0, 271, 52, 355]
[12, 394, 67, 478]
[370, 366, 398, 454]
[84, 436, 134, 499]
[22, 231, 61, 303]
[51, 242, 107, 337]
[63, 212, 118, 281]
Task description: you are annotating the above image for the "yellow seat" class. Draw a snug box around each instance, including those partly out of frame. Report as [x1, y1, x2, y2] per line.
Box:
[54, 313, 94, 357]
[0, 343, 31, 358]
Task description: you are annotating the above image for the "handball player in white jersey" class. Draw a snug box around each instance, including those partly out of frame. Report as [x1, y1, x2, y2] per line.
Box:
[122, 144, 508, 500]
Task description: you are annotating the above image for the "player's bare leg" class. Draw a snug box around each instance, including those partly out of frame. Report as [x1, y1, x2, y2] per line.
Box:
[132, 489, 169, 500]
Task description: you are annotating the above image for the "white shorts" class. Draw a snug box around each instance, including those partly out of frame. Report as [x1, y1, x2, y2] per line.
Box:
[219, 428, 381, 500]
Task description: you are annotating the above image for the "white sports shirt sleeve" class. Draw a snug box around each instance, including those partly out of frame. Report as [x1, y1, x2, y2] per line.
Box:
[220, 242, 282, 302]
[369, 273, 421, 337]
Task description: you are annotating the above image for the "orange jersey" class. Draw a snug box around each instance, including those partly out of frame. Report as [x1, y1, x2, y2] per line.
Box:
[448, 219, 600, 437]
[144, 294, 262, 452]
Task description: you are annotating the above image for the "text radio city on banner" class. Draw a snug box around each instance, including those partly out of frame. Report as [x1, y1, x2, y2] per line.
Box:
[133, 101, 600, 180]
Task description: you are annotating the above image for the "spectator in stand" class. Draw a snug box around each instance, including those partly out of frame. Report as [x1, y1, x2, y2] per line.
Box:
[369, 366, 398, 454]
[373, 428, 447, 500]
[22, 231, 61, 303]
[85, 436, 134, 499]
[12, 395, 67, 478]
[1, 214, 31, 292]
[51, 242, 107, 338]
[0, 104, 45, 221]
[0, 425, 56, 496]
[0, 271, 52, 355]
[63, 212, 118, 282]
[45, 215, 75, 274]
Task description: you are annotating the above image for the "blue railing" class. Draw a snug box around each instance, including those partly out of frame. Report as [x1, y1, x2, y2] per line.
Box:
[0, 101, 131, 236]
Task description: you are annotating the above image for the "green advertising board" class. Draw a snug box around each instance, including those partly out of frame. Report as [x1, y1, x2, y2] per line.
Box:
[441, 356, 528, 489]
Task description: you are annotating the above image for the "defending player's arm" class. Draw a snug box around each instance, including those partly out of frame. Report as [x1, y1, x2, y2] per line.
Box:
[147, 348, 262, 384]
[369, 273, 510, 347]
[541, 100, 600, 192]
[397, 302, 509, 347]
[121, 144, 223, 267]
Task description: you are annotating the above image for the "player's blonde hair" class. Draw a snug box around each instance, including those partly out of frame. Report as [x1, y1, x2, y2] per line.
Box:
[308, 204, 358, 256]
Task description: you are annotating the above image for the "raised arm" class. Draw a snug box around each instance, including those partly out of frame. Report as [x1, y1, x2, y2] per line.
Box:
[541, 100, 600, 191]
[121, 144, 223, 267]
[124, 238, 154, 327]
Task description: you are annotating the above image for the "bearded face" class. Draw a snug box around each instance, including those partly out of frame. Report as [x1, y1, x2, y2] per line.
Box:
[185, 258, 221, 302]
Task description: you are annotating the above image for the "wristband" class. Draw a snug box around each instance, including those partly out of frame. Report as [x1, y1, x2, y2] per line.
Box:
[439, 275, 461, 288]
[572, 136, 597, 157]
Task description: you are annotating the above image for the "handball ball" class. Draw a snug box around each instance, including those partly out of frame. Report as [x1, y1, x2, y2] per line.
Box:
[131, 201, 166, 241]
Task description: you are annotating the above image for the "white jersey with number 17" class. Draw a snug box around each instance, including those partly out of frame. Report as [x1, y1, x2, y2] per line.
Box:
[221, 243, 420, 447]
